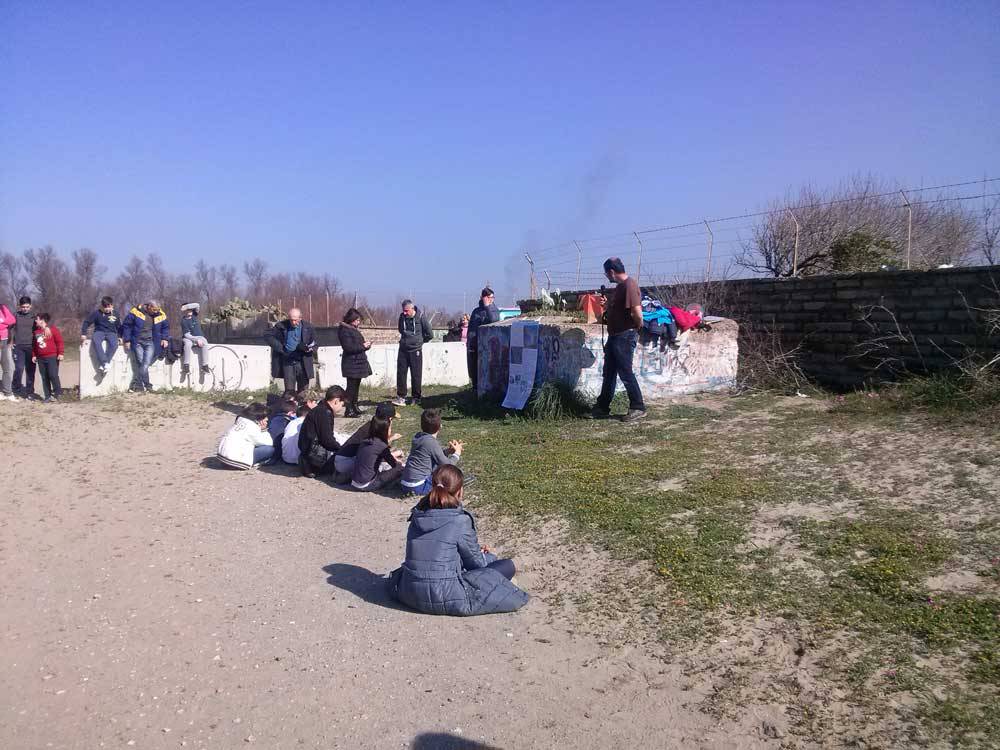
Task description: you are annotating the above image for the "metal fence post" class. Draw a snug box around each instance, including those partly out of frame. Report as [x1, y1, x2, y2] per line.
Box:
[703, 219, 714, 282]
[633, 231, 644, 286]
[900, 190, 912, 270]
[574, 240, 583, 287]
[786, 209, 801, 277]
[525, 253, 536, 299]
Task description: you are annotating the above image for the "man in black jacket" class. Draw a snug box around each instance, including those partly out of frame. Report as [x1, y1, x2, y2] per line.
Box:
[265, 308, 317, 394]
[297, 385, 347, 478]
[466, 287, 499, 393]
[393, 299, 432, 407]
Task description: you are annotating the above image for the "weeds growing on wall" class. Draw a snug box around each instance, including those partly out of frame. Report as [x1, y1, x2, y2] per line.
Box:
[524, 381, 591, 420]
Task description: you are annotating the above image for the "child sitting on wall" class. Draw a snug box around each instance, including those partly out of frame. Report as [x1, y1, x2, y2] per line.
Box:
[400, 408, 462, 495]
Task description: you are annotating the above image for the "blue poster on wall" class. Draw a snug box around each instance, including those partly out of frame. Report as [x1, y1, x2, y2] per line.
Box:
[501, 320, 540, 410]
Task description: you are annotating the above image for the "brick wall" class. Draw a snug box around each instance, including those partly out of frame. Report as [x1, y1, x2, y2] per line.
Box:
[525, 266, 1000, 388]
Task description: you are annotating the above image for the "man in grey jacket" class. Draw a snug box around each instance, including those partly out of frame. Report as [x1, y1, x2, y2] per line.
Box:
[393, 299, 432, 407]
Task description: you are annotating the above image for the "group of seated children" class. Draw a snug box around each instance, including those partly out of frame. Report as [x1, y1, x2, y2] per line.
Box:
[215, 386, 464, 497]
[214, 385, 528, 617]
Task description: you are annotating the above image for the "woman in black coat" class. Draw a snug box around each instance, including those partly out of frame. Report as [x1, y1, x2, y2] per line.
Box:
[339, 308, 372, 418]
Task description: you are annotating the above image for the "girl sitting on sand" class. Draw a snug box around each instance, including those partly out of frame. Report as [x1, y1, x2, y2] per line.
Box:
[388, 465, 528, 616]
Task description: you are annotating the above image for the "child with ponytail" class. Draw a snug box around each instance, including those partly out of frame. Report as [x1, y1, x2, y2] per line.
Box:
[388, 465, 528, 616]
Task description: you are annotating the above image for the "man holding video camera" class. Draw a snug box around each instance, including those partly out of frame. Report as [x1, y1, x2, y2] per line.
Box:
[590, 257, 646, 423]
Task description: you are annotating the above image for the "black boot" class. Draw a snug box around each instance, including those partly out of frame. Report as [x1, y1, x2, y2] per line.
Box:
[298, 454, 315, 478]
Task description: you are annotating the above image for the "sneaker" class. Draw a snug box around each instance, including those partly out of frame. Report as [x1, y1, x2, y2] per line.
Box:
[99, 363, 110, 373]
[180, 365, 190, 376]
[587, 407, 612, 420]
[200, 365, 211, 374]
[621, 409, 647, 423]
[42, 396, 54, 404]
[391, 397, 406, 407]
[411, 398, 422, 407]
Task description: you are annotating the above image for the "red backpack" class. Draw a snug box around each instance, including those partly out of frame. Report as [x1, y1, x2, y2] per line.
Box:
[668, 304, 703, 332]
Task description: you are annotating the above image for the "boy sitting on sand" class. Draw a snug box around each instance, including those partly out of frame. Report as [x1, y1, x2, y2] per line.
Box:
[400, 408, 462, 496]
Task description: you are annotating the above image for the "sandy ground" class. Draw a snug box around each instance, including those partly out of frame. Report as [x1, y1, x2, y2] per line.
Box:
[0, 395, 770, 750]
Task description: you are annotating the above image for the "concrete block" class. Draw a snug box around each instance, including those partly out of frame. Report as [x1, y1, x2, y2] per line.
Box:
[79, 343, 272, 398]
[316, 342, 469, 390]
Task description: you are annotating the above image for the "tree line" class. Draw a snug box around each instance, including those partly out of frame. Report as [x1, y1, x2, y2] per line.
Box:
[0, 249, 462, 338]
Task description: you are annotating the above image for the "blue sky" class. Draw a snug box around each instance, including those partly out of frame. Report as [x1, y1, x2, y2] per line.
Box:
[2, 1, 998, 306]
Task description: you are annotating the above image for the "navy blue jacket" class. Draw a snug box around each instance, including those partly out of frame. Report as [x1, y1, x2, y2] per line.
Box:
[181, 314, 205, 338]
[388, 506, 529, 616]
[467, 302, 499, 350]
[120, 306, 170, 356]
[81, 309, 121, 336]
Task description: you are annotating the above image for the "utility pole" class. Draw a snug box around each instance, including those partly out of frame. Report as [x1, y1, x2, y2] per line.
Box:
[525, 253, 536, 299]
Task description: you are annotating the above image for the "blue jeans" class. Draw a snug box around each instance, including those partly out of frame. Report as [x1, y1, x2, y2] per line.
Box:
[401, 476, 433, 495]
[596, 330, 645, 411]
[13, 346, 35, 395]
[92, 330, 119, 367]
[253, 445, 275, 465]
[131, 342, 155, 389]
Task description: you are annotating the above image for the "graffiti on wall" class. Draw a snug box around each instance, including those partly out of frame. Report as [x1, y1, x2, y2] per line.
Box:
[477, 320, 738, 400]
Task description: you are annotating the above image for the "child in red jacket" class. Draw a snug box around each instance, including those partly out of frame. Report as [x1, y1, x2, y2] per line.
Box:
[32, 313, 64, 402]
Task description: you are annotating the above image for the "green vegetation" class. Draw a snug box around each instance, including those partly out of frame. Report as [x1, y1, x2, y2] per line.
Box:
[391, 385, 1000, 745]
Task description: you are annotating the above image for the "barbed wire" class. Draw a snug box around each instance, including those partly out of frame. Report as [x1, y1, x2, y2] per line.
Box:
[519, 180, 1000, 296]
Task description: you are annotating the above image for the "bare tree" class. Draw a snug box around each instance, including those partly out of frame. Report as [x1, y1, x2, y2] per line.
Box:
[737, 176, 979, 276]
[219, 264, 240, 300]
[977, 195, 1000, 265]
[69, 248, 106, 317]
[115, 255, 149, 309]
[23, 246, 71, 316]
[243, 258, 268, 302]
[194, 260, 219, 308]
[0, 252, 30, 306]
[146, 253, 172, 303]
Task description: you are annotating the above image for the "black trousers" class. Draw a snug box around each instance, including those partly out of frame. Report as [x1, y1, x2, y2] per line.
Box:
[345, 377, 361, 409]
[467, 349, 478, 391]
[13, 347, 35, 395]
[396, 348, 422, 399]
[282, 359, 309, 394]
[37, 357, 62, 398]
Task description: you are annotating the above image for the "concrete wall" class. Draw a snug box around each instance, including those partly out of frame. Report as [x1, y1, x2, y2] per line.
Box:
[79, 343, 272, 398]
[80, 341, 470, 397]
[476, 318, 739, 401]
[316, 342, 469, 389]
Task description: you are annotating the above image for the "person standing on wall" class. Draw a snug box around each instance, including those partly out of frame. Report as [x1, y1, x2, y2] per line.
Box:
[338, 307, 371, 418]
[120, 300, 170, 393]
[466, 287, 499, 393]
[590, 258, 646, 423]
[266, 307, 317, 395]
[393, 299, 432, 407]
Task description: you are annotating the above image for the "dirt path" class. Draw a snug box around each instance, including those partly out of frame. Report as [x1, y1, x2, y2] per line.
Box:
[0, 396, 765, 750]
